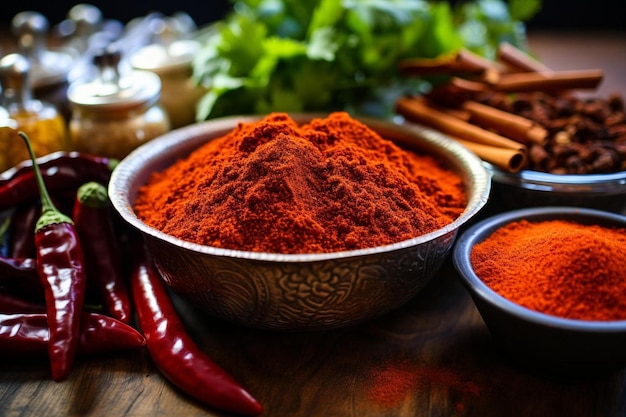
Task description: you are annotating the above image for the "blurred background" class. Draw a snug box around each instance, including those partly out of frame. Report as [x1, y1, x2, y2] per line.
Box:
[0, 0, 623, 123]
[1, 0, 625, 31]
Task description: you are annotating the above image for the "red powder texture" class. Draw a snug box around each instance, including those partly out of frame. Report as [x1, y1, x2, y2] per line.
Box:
[470, 219, 626, 320]
[134, 112, 467, 254]
[367, 365, 419, 407]
[366, 359, 481, 409]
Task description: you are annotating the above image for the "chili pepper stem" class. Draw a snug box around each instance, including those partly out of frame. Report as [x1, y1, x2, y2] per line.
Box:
[0, 215, 9, 247]
[17, 132, 73, 230]
[0, 214, 9, 236]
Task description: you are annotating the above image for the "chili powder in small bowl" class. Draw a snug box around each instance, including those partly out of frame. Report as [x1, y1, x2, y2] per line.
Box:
[453, 206, 626, 372]
[109, 112, 490, 330]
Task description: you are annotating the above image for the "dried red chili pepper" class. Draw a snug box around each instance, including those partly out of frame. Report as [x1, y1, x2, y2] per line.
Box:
[18, 131, 87, 382]
[0, 255, 43, 298]
[73, 181, 131, 323]
[0, 151, 117, 184]
[8, 201, 39, 259]
[0, 290, 45, 313]
[0, 311, 145, 357]
[130, 241, 263, 416]
[0, 151, 118, 211]
[7, 194, 73, 260]
[0, 255, 38, 281]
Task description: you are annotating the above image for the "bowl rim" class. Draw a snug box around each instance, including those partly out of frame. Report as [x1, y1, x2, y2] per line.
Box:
[109, 113, 491, 262]
[453, 206, 626, 332]
[487, 163, 626, 194]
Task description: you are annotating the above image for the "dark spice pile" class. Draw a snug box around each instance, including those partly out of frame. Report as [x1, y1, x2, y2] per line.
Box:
[396, 43, 626, 175]
[475, 91, 626, 174]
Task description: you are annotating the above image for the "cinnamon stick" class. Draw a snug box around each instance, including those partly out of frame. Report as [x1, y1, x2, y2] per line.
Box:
[497, 42, 552, 73]
[454, 137, 527, 173]
[428, 102, 471, 121]
[493, 69, 604, 92]
[425, 77, 490, 106]
[395, 96, 527, 152]
[399, 49, 503, 80]
[462, 100, 548, 145]
[456, 49, 505, 75]
[398, 53, 460, 75]
[447, 77, 491, 93]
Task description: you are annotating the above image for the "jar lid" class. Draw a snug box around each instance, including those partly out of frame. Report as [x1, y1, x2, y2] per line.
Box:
[0, 106, 14, 127]
[30, 50, 74, 88]
[68, 49, 162, 110]
[130, 39, 199, 73]
[11, 11, 74, 87]
[0, 53, 31, 95]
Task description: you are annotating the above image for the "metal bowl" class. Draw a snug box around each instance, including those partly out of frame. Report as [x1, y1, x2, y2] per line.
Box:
[109, 114, 490, 331]
[453, 206, 626, 372]
[482, 165, 626, 216]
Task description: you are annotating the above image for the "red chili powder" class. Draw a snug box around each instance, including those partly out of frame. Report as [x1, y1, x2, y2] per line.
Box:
[134, 112, 467, 254]
[367, 364, 419, 407]
[470, 219, 626, 320]
[366, 358, 481, 409]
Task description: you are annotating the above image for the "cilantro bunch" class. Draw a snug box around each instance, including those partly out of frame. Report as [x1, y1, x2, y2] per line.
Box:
[193, 0, 540, 119]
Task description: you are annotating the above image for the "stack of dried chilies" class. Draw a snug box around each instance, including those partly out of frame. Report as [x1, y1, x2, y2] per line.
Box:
[0, 131, 262, 416]
[395, 43, 626, 174]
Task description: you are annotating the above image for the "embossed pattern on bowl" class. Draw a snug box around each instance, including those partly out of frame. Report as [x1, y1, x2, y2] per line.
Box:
[110, 114, 490, 330]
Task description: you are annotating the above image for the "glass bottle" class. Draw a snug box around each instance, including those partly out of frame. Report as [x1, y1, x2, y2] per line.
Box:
[67, 48, 170, 160]
[0, 53, 69, 173]
[130, 16, 206, 129]
[11, 11, 77, 123]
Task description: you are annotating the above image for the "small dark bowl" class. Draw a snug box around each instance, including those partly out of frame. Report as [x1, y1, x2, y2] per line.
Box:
[482, 165, 626, 216]
[453, 206, 626, 373]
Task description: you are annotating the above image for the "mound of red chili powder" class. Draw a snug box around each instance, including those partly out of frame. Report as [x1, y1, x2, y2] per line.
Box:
[471, 219, 626, 321]
[134, 112, 467, 253]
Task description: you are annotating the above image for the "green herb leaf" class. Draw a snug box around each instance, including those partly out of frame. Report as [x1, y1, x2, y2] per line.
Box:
[509, 0, 542, 21]
[193, 0, 540, 119]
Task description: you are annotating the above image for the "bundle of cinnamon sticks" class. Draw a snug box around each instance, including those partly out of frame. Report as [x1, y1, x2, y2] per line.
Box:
[395, 43, 605, 173]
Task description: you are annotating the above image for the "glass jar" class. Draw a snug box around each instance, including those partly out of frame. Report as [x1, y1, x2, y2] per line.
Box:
[12, 11, 78, 123]
[0, 54, 69, 173]
[67, 49, 170, 160]
[130, 19, 206, 129]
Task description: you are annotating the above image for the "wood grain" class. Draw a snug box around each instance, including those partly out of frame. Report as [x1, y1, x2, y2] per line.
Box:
[2, 260, 625, 417]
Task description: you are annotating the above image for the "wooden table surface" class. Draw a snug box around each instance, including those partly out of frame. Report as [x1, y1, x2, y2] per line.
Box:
[2, 30, 626, 417]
